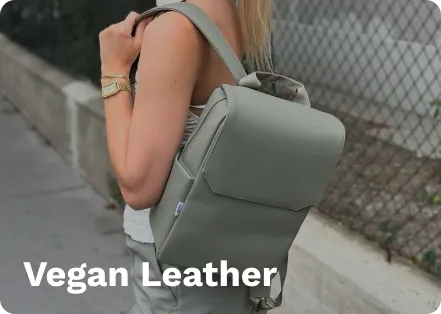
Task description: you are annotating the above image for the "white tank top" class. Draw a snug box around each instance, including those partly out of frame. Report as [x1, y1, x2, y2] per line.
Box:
[124, 72, 204, 243]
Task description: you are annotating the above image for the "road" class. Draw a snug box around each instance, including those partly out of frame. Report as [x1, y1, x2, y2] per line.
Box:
[0, 95, 133, 314]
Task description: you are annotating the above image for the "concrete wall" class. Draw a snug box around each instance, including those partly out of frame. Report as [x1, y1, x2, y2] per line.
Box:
[0, 33, 111, 198]
[272, 0, 441, 118]
[0, 33, 440, 314]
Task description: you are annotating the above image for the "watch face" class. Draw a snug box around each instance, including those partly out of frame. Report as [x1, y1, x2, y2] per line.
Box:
[102, 82, 118, 98]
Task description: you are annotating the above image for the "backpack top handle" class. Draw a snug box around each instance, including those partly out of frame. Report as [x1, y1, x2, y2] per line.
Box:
[133, 2, 248, 85]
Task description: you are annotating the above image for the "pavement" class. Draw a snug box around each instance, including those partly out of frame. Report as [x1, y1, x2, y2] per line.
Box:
[0, 95, 134, 313]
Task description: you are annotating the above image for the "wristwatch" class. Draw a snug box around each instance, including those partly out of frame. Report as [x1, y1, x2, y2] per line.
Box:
[102, 81, 132, 99]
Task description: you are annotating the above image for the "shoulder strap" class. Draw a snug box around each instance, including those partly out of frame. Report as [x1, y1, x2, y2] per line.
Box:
[133, 2, 247, 84]
[249, 256, 288, 313]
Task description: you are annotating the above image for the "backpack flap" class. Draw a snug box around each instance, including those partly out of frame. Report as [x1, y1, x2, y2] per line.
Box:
[203, 84, 346, 211]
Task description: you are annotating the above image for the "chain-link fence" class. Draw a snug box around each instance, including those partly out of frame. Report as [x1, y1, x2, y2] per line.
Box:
[273, 0, 441, 278]
[1, 0, 441, 278]
[0, 0, 155, 84]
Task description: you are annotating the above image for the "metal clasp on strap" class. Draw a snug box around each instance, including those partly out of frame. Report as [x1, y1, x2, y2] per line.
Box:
[257, 297, 277, 312]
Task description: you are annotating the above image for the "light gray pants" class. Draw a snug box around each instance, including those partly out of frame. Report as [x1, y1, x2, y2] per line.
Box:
[126, 236, 257, 314]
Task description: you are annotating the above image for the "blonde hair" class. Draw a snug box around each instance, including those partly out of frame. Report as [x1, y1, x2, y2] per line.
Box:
[237, 0, 273, 71]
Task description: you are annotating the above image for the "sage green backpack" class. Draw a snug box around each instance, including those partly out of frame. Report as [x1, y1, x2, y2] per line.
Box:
[134, 3, 345, 312]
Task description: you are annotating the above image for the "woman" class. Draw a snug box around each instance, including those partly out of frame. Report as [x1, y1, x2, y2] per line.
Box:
[99, 0, 272, 312]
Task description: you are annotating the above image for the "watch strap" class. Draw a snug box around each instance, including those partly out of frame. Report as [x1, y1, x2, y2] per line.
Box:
[102, 81, 132, 98]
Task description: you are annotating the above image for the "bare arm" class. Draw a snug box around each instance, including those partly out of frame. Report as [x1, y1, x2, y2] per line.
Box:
[100, 12, 205, 209]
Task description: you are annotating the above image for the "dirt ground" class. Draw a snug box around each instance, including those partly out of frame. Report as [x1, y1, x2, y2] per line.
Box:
[316, 106, 441, 276]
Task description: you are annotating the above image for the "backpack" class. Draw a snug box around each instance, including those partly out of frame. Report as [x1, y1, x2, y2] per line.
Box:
[134, 3, 346, 312]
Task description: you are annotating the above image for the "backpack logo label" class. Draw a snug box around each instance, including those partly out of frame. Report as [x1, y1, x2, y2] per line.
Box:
[175, 202, 185, 216]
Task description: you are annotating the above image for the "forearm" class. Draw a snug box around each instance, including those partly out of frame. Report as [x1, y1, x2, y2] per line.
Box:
[102, 78, 136, 191]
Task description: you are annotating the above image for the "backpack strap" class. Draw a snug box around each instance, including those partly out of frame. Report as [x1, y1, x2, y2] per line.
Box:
[133, 2, 248, 84]
[249, 256, 288, 313]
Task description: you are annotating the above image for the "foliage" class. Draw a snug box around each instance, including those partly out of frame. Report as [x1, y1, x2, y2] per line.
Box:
[420, 249, 441, 280]
[378, 221, 402, 246]
[432, 100, 441, 119]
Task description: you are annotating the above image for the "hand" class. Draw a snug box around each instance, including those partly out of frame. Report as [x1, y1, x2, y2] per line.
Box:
[99, 12, 151, 76]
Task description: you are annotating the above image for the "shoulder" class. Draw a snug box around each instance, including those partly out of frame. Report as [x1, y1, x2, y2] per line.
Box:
[141, 11, 206, 52]
[137, 11, 207, 80]
[140, 0, 230, 47]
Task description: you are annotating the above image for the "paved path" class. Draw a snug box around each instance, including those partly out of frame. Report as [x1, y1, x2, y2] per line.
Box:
[0, 95, 133, 314]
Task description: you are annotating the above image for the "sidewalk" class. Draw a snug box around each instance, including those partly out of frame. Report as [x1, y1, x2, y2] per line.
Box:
[0, 95, 133, 313]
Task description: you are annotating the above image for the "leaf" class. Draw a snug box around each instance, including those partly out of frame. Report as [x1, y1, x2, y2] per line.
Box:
[431, 100, 441, 119]
[421, 250, 438, 268]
